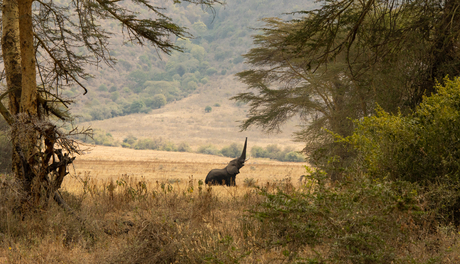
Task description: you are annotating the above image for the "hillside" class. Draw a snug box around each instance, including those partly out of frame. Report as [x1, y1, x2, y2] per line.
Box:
[80, 74, 304, 150]
[70, 0, 315, 150]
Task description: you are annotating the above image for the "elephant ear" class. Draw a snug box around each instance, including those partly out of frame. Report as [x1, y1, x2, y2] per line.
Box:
[226, 160, 239, 175]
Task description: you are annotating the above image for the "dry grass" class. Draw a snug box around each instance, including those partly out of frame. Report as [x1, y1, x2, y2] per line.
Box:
[1, 146, 460, 263]
[71, 145, 306, 183]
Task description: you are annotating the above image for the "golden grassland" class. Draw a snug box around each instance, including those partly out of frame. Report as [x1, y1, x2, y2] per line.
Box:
[0, 145, 308, 263]
[2, 146, 460, 263]
[71, 145, 307, 183]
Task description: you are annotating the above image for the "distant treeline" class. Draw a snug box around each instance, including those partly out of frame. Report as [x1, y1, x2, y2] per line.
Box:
[75, 129, 305, 162]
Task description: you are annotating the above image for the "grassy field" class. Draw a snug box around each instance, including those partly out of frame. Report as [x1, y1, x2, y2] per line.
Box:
[71, 145, 306, 183]
[2, 146, 460, 263]
[0, 145, 308, 263]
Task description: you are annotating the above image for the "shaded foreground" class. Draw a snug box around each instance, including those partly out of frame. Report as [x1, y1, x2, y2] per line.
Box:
[1, 171, 460, 263]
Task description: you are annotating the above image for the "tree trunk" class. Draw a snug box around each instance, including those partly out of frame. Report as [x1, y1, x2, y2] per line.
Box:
[2, 0, 24, 193]
[2, 0, 42, 207]
[19, 0, 37, 115]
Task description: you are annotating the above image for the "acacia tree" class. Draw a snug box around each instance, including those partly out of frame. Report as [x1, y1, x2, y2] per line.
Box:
[234, 0, 460, 177]
[0, 0, 221, 210]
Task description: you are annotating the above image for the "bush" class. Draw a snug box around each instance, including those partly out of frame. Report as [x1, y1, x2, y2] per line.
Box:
[122, 135, 138, 147]
[251, 146, 267, 158]
[206, 67, 218, 75]
[220, 143, 241, 158]
[151, 94, 167, 109]
[247, 169, 432, 262]
[97, 84, 108, 91]
[339, 77, 460, 224]
[77, 129, 118, 146]
[204, 106, 212, 113]
[344, 77, 460, 183]
[284, 151, 304, 162]
[177, 142, 192, 152]
[197, 144, 220, 155]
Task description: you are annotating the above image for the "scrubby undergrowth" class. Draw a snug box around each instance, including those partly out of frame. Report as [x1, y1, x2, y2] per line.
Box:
[1, 171, 459, 263]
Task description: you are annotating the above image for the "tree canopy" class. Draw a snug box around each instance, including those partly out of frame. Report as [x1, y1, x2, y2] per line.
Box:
[234, 0, 460, 174]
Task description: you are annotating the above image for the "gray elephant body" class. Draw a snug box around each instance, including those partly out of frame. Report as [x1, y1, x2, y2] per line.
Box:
[205, 138, 247, 186]
[205, 168, 238, 186]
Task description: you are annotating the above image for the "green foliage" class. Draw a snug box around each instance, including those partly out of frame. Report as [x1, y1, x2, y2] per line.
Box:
[247, 169, 430, 262]
[72, 0, 309, 122]
[110, 91, 119, 102]
[284, 151, 304, 162]
[122, 135, 137, 148]
[134, 138, 177, 151]
[197, 144, 220, 155]
[220, 143, 241, 158]
[343, 78, 460, 183]
[251, 146, 267, 158]
[151, 94, 167, 109]
[77, 129, 118, 146]
[127, 100, 146, 114]
[204, 105, 212, 113]
[250, 145, 305, 162]
[97, 84, 108, 91]
[205, 67, 218, 75]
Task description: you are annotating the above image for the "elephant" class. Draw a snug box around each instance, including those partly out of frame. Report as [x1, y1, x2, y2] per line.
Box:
[205, 138, 247, 186]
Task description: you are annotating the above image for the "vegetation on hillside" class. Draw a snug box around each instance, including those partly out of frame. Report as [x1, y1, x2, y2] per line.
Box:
[70, 0, 311, 122]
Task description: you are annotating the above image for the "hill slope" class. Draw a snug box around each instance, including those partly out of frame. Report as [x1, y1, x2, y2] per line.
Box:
[81, 75, 304, 149]
[71, 0, 314, 150]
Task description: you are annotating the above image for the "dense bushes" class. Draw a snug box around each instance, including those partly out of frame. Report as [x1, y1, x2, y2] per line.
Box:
[247, 170, 444, 262]
[343, 78, 460, 183]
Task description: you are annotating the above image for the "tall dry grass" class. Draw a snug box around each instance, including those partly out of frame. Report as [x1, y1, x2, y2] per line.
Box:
[1, 172, 460, 263]
[0, 173, 297, 263]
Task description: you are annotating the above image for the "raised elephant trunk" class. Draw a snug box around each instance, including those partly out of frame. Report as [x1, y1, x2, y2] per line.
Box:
[239, 137, 247, 162]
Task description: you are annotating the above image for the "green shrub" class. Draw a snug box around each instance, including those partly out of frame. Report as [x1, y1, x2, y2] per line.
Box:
[338, 77, 460, 224]
[197, 144, 220, 155]
[97, 84, 108, 91]
[220, 143, 241, 158]
[110, 91, 119, 102]
[151, 94, 167, 109]
[247, 169, 430, 262]
[204, 106, 212, 113]
[251, 146, 267, 158]
[343, 77, 460, 183]
[284, 151, 304, 162]
[206, 67, 218, 75]
[134, 138, 163, 150]
[77, 129, 118, 146]
[123, 135, 137, 146]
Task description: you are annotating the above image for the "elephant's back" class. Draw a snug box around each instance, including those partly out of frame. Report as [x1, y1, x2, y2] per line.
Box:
[205, 168, 226, 184]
